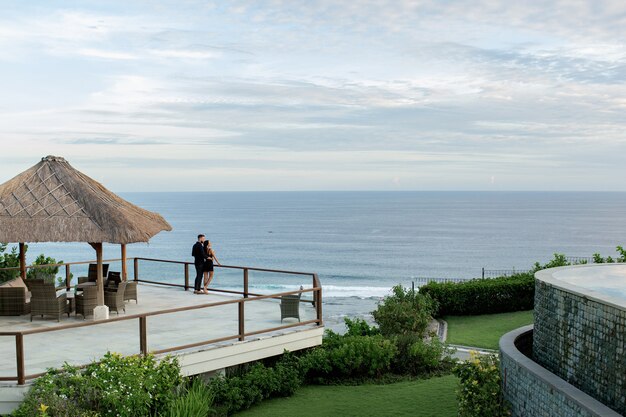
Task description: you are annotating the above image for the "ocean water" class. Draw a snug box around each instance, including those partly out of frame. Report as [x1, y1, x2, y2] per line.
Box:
[20, 191, 626, 329]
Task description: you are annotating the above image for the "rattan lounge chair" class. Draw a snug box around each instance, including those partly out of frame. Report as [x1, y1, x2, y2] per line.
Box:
[280, 293, 301, 322]
[78, 263, 109, 284]
[124, 281, 138, 303]
[105, 271, 122, 291]
[75, 286, 98, 319]
[24, 279, 44, 290]
[105, 281, 126, 314]
[0, 287, 31, 316]
[30, 283, 69, 322]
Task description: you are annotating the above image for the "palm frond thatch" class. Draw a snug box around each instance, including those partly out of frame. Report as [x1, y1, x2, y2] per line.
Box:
[0, 156, 171, 243]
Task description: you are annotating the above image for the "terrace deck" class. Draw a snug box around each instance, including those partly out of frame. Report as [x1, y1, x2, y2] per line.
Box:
[0, 283, 323, 413]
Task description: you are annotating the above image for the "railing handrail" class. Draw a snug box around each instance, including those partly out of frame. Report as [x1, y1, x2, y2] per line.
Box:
[133, 257, 317, 276]
[0, 287, 318, 337]
[0, 257, 317, 277]
[0, 258, 128, 272]
[0, 256, 323, 385]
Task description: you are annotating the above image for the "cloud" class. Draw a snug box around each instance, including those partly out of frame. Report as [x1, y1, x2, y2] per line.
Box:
[1, 1, 626, 190]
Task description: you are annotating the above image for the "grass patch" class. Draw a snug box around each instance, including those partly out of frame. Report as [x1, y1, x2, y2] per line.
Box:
[444, 310, 534, 349]
[236, 375, 458, 417]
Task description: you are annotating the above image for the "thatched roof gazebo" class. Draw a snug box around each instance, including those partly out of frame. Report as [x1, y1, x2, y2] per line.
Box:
[0, 155, 172, 319]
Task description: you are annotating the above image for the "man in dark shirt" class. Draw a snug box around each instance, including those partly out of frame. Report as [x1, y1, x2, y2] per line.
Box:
[192, 234, 206, 294]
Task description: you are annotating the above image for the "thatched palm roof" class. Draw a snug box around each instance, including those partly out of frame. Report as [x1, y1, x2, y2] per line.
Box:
[0, 156, 172, 244]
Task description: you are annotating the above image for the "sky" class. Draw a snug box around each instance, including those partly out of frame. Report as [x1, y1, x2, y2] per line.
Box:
[1, 1, 626, 191]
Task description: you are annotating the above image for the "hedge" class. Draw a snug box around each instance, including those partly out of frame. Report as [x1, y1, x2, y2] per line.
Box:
[419, 272, 534, 316]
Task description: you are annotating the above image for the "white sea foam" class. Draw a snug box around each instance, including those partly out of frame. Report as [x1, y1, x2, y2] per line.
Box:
[220, 283, 392, 299]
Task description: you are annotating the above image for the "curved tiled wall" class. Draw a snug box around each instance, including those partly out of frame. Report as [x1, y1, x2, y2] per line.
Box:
[502, 264, 626, 416]
[500, 326, 621, 417]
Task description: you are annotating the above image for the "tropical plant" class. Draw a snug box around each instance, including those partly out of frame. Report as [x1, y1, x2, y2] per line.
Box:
[454, 352, 510, 417]
[159, 378, 214, 417]
[26, 254, 63, 283]
[13, 352, 182, 417]
[0, 243, 21, 284]
[372, 285, 438, 336]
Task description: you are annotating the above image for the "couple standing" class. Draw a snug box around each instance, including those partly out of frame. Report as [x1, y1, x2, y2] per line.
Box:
[192, 234, 221, 294]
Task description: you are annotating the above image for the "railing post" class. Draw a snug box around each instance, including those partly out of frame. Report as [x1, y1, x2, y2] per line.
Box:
[65, 264, 71, 290]
[134, 258, 139, 282]
[238, 300, 245, 341]
[482, 267, 485, 279]
[243, 268, 249, 298]
[16, 334, 25, 385]
[139, 316, 148, 355]
[313, 274, 323, 326]
[184, 263, 190, 291]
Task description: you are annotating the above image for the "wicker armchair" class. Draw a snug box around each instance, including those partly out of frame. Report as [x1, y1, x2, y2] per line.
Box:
[105, 271, 122, 291]
[24, 279, 44, 290]
[76, 286, 98, 319]
[0, 287, 31, 316]
[78, 263, 109, 284]
[30, 283, 69, 322]
[105, 281, 126, 315]
[280, 293, 301, 322]
[124, 281, 138, 303]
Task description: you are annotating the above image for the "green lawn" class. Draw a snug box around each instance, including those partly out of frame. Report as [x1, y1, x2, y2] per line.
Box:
[444, 310, 534, 350]
[236, 375, 459, 417]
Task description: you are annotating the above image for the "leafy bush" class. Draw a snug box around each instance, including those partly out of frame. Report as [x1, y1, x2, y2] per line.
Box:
[420, 273, 534, 316]
[0, 243, 21, 284]
[301, 331, 397, 383]
[391, 333, 454, 375]
[454, 353, 510, 417]
[26, 254, 63, 283]
[14, 352, 182, 417]
[372, 285, 438, 336]
[159, 378, 214, 417]
[211, 354, 303, 415]
[343, 317, 380, 337]
[421, 249, 626, 316]
[592, 246, 626, 264]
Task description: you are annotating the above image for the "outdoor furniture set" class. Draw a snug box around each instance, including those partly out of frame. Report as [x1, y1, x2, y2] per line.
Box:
[74, 264, 137, 319]
[0, 263, 138, 321]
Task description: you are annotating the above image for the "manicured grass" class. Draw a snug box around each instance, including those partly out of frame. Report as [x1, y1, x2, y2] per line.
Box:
[236, 375, 459, 417]
[444, 310, 534, 350]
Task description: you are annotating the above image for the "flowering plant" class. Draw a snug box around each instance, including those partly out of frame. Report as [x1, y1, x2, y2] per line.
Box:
[453, 352, 510, 417]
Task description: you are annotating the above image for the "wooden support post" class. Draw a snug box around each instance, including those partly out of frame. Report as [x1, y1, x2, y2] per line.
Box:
[238, 300, 245, 341]
[16, 334, 25, 385]
[316, 287, 323, 325]
[184, 263, 190, 291]
[19, 243, 26, 281]
[313, 274, 323, 326]
[65, 264, 71, 290]
[139, 316, 148, 355]
[243, 268, 249, 298]
[121, 244, 127, 281]
[89, 242, 105, 305]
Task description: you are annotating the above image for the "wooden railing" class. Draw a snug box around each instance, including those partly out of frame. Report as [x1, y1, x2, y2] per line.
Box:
[0, 258, 130, 290]
[0, 258, 322, 385]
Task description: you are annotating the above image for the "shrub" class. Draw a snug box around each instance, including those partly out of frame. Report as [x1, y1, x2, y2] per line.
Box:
[343, 317, 380, 337]
[26, 254, 63, 283]
[420, 273, 534, 316]
[454, 353, 510, 417]
[159, 378, 214, 417]
[0, 243, 20, 284]
[372, 285, 438, 336]
[301, 331, 397, 383]
[210, 355, 303, 415]
[14, 352, 182, 417]
[391, 333, 454, 375]
[420, 251, 626, 316]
